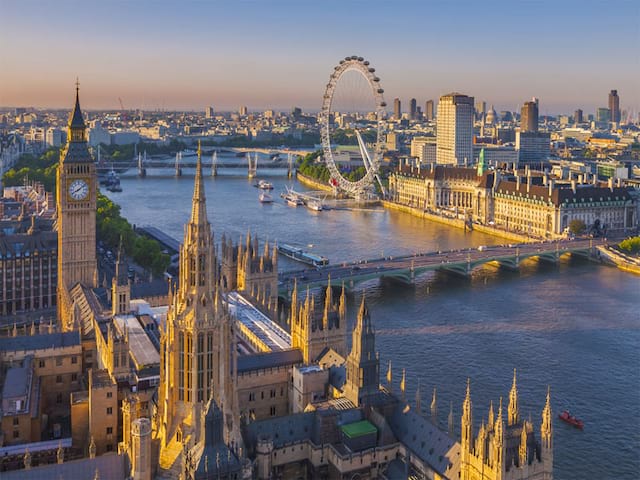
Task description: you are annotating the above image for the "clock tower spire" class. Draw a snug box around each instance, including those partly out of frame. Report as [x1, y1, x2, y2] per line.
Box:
[57, 81, 98, 327]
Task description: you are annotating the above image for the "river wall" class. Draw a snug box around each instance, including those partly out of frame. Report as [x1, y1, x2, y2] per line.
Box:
[381, 200, 535, 244]
[296, 172, 334, 192]
[597, 245, 640, 275]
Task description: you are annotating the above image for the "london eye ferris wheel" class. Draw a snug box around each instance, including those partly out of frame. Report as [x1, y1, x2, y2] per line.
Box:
[319, 56, 387, 197]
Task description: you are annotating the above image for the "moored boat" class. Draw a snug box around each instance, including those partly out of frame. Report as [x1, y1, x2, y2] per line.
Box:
[306, 200, 323, 211]
[558, 410, 584, 430]
[259, 192, 273, 204]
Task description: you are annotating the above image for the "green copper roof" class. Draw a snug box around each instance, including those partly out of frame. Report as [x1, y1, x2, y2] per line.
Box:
[340, 420, 377, 439]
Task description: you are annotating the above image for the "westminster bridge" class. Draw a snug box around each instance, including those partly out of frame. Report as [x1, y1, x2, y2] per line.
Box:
[277, 238, 603, 297]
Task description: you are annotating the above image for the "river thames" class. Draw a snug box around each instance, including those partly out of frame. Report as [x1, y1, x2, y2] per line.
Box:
[106, 163, 640, 479]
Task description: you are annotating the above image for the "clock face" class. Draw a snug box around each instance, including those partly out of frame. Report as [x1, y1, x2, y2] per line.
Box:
[69, 179, 89, 200]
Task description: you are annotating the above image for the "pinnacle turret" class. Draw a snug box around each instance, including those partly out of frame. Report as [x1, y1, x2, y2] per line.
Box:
[508, 368, 519, 426]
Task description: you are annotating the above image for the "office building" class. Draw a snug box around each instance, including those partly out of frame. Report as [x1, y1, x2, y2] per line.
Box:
[574, 109, 583, 124]
[425, 99, 434, 121]
[609, 90, 620, 123]
[409, 98, 417, 120]
[596, 108, 611, 124]
[436, 93, 474, 166]
[205, 106, 214, 119]
[393, 98, 401, 120]
[520, 101, 538, 132]
[516, 131, 551, 167]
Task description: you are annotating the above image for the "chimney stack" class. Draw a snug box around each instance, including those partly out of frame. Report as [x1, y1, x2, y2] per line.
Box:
[608, 177, 614, 192]
[571, 180, 577, 194]
[548, 179, 554, 197]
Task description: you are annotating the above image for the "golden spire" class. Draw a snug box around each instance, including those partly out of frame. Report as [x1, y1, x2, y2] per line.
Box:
[508, 368, 519, 426]
[487, 399, 495, 432]
[338, 281, 347, 321]
[519, 419, 529, 466]
[431, 387, 437, 424]
[461, 378, 473, 451]
[386, 359, 392, 389]
[541, 385, 553, 449]
[400, 368, 406, 399]
[189, 140, 207, 225]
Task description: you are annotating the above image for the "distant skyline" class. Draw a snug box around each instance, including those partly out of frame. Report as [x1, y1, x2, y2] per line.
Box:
[1, 0, 638, 115]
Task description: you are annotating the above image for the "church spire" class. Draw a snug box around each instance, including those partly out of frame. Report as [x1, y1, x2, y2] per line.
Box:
[508, 368, 519, 426]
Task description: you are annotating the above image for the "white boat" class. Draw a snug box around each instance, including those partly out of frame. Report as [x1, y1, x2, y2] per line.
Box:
[284, 193, 303, 206]
[306, 200, 323, 211]
[257, 180, 274, 190]
[259, 192, 273, 204]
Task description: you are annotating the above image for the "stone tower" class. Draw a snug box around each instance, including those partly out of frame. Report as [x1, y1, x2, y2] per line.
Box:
[159, 143, 235, 450]
[289, 279, 347, 363]
[343, 296, 379, 407]
[111, 242, 131, 316]
[57, 82, 97, 327]
[131, 418, 152, 480]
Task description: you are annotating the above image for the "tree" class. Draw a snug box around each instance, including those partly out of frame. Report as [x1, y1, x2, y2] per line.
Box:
[568, 219, 586, 235]
[619, 237, 640, 254]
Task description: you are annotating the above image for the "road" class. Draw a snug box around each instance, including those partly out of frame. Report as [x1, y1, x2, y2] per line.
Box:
[278, 238, 606, 291]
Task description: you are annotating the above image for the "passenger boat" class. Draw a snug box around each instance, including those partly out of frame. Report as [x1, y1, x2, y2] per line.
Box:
[278, 244, 329, 267]
[558, 410, 584, 430]
[305, 200, 323, 211]
[255, 180, 274, 190]
[259, 192, 273, 204]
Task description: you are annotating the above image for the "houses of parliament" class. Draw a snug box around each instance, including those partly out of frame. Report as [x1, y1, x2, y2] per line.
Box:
[0, 90, 554, 480]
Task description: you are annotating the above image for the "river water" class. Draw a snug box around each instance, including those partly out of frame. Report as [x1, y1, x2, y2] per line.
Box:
[106, 161, 640, 479]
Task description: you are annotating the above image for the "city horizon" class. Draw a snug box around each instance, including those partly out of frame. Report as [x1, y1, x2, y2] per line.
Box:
[1, 0, 638, 115]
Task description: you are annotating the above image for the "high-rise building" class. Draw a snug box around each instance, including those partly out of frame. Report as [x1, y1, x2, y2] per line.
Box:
[574, 109, 583, 124]
[425, 99, 434, 121]
[520, 101, 538, 132]
[393, 98, 401, 120]
[609, 90, 620, 123]
[409, 98, 417, 120]
[436, 93, 474, 166]
[516, 130, 550, 167]
[205, 106, 214, 118]
[475, 101, 486, 118]
[239, 105, 248, 116]
[597, 108, 611, 123]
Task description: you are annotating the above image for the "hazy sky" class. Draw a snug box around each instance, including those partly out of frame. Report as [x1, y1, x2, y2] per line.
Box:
[1, 0, 638, 115]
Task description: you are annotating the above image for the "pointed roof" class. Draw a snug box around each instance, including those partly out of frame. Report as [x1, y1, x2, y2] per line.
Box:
[69, 79, 85, 130]
[189, 141, 208, 226]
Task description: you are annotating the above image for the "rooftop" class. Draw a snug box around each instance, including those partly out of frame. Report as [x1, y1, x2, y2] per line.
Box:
[0, 331, 80, 353]
[341, 420, 377, 439]
[237, 349, 302, 374]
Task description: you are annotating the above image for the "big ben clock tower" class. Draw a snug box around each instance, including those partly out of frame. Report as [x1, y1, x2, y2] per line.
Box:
[57, 82, 97, 324]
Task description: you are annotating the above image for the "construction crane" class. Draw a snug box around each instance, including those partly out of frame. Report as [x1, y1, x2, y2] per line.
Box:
[118, 97, 128, 123]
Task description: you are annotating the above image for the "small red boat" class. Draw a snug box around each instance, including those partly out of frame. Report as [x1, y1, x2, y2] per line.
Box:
[559, 410, 584, 430]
